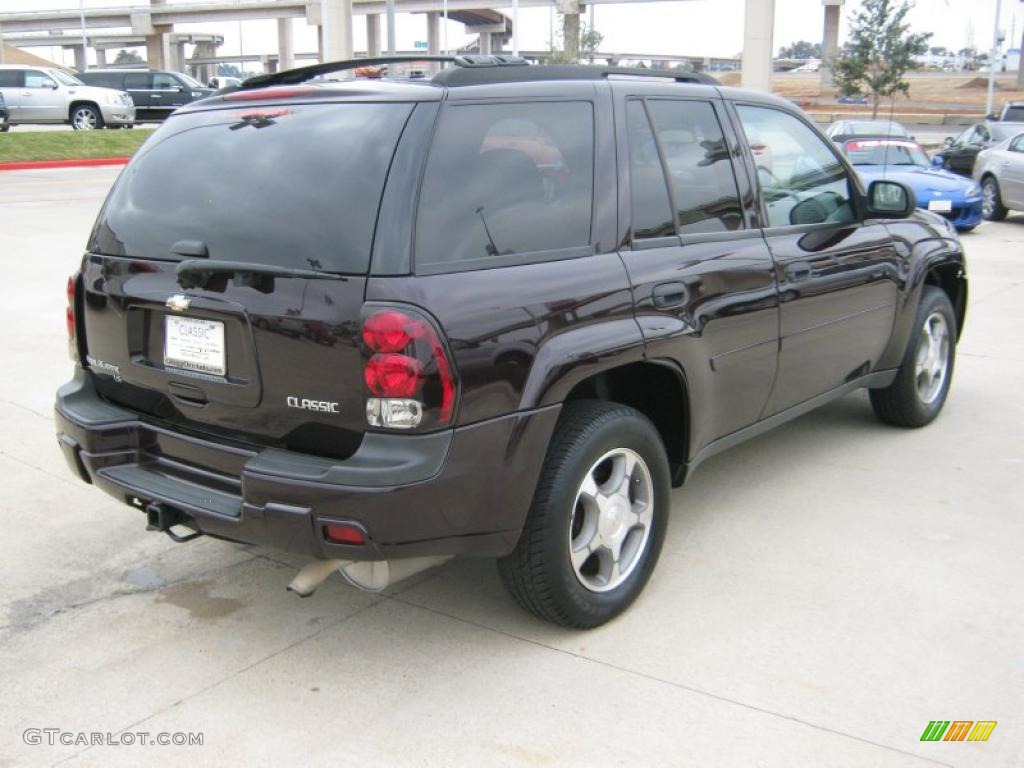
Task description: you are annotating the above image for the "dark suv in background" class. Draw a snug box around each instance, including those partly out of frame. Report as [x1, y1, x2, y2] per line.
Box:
[56, 56, 967, 628]
[78, 69, 214, 121]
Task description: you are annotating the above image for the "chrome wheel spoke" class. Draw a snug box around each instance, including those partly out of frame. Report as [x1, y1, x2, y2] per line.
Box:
[914, 311, 950, 404]
[568, 447, 655, 593]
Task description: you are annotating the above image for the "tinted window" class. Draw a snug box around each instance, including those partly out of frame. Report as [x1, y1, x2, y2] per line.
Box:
[645, 100, 744, 234]
[153, 73, 178, 89]
[90, 103, 413, 274]
[626, 100, 674, 239]
[82, 72, 123, 89]
[0, 70, 22, 87]
[737, 105, 855, 228]
[24, 70, 55, 89]
[1004, 106, 1024, 122]
[124, 73, 153, 89]
[415, 101, 594, 269]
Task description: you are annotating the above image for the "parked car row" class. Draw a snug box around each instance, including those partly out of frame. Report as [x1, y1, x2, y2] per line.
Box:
[0, 65, 214, 130]
[825, 116, 1024, 226]
[0, 65, 135, 130]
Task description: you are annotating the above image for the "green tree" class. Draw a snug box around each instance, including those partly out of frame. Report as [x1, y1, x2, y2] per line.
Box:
[113, 49, 144, 65]
[580, 23, 604, 62]
[778, 41, 823, 60]
[832, 0, 931, 117]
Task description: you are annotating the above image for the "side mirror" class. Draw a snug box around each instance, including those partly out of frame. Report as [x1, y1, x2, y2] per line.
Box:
[867, 180, 915, 219]
[49, 81, 59, 90]
[931, 155, 944, 168]
[944, 137, 955, 147]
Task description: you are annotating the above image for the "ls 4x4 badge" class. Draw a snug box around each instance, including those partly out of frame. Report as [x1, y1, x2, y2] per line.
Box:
[165, 295, 191, 312]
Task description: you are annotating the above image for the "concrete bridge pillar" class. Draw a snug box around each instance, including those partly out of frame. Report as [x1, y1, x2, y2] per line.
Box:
[427, 12, 440, 55]
[820, 0, 843, 91]
[278, 17, 294, 71]
[72, 43, 87, 72]
[170, 40, 186, 73]
[366, 14, 381, 57]
[95, 48, 107, 66]
[321, 0, 354, 62]
[741, 0, 775, 92]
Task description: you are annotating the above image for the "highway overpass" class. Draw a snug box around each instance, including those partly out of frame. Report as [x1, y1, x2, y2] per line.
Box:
[0, 0, 846, 93]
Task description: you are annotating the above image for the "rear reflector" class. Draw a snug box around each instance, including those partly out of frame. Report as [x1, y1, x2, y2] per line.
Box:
[323, 523, 366, 546]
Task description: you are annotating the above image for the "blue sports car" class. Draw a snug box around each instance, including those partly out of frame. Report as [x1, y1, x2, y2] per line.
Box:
[841, 137, 983, 231]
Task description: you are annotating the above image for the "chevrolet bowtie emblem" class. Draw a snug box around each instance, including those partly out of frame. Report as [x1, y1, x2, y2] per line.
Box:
[165, 295, 191, 312]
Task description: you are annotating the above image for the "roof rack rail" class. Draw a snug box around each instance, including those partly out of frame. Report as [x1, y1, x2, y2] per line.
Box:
[430, 64, 720, 87]
[239, 54, 528, 90]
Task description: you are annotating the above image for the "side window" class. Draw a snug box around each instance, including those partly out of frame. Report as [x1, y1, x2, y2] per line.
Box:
[153, 73, 178, 90]
[415, 101, 594, 269]
[626, 100, 674, 239]
[1010, 134, 1024, 153]
[736, 105, 856, 228]
[24, 70, 55, 89]
[646, 100, 744, 234]
[0, 70, 23, 87]
[124, 74, 153, 90]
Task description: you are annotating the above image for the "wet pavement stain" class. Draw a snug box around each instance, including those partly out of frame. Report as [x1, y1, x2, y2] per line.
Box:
[122, 565, 165, 589]
[154, 580, 242, 619]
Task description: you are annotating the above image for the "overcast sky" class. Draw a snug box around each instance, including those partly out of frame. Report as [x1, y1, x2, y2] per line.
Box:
[1, 0, 1019, 69]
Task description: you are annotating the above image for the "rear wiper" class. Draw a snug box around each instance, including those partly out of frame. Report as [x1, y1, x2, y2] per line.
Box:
[176, 259, 347, 289]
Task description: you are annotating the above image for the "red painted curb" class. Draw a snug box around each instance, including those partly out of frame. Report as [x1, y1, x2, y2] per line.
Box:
[0, 156, 131, 171]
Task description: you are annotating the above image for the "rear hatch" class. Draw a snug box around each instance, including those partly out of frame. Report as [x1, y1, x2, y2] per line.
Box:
[81, 99, 415, 458]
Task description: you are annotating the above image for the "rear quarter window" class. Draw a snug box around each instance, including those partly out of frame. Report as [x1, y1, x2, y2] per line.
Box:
[414, 101, 595, 271]
[89, 102, 414, 274]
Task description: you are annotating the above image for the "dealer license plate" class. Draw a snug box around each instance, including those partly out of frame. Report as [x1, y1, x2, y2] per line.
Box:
[164, 316, 226, 376]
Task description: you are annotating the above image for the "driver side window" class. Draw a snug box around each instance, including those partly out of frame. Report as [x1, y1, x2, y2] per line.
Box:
[736, 105, 856, 228]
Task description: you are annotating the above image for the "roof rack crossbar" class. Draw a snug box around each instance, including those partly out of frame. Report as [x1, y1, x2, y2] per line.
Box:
[239, 54, 527, 90]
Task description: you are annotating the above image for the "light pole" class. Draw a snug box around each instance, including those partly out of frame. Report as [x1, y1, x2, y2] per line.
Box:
[78, 0, 88, 70]
[512, 0, 519, 56]
[987, 0, 1003, 117]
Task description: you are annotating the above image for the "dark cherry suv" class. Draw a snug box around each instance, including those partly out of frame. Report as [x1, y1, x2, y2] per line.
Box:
[56, 56, 967, 627]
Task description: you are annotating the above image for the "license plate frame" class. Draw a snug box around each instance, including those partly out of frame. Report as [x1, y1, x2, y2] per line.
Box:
[164, 315, 226, 377]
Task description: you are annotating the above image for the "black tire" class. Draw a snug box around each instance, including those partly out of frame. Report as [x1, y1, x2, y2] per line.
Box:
[0, 123, 10, 133]
[70, 104, 103, 131]
[497, 400, 671, 628]
[981, 176, 1008, 222]
[870, 286, 957, 428]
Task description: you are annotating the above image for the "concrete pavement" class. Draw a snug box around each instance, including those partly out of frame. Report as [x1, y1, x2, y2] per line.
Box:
[0, 167, 1022, 767]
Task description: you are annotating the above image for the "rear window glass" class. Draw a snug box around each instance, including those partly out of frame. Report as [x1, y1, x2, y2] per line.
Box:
[414, 101, 594, 269]
[1003, 106, 1024, 122]
[90, 102, 413, 274]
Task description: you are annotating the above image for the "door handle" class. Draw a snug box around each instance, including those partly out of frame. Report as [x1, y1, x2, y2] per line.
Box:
[652, 281, 689, 309]
[785, 262, 812, 282]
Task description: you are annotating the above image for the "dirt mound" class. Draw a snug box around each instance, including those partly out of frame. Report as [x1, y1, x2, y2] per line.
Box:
[958, 76, 996, 90]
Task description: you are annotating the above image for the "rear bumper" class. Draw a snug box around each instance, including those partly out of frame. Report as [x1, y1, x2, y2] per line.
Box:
[55, 369, 558, 561]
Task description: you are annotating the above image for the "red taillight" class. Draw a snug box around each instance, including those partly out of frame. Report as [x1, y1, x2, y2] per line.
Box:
[362, 307, 457, 428]
[65, 275, 76, 341]
[362, 310, 425, 353]
[364, 353, 423, 397]
[323, 523, 366, 546]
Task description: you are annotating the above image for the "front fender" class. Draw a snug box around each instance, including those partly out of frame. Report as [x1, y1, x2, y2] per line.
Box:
[877, 216, 966, 370]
